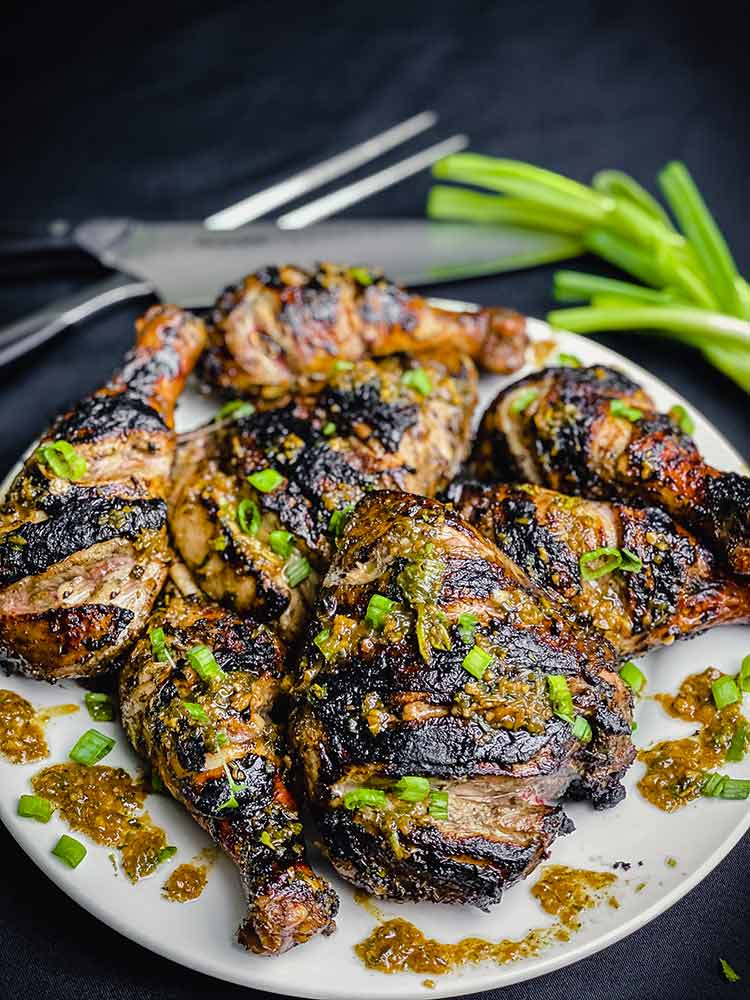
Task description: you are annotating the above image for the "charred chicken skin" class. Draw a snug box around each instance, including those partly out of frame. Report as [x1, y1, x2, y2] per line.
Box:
[472, 364, 750, 575]
[119, 580, 338, 954]
[199, 263, 527, 400]
[291, 492, 634, 907]
[0, 306, 206, 680]
[170, 354, 477, 641]
[451, 482, 750, 658]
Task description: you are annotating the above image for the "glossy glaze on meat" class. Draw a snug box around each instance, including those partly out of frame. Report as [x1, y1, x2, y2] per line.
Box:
[199, 263, 527, 400]
[119, 580, 338, 954]
[0, 306, 206, 679]
[451, 482, 750, 657]
[472, 365, 750, 575]
[291, 492, 634, 907]
[170, 354, 477, 641]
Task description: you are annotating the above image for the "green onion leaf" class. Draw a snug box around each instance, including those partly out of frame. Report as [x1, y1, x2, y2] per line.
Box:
[149, 627, 168, 662]
[343, 788, 387, 810]
[667, 404, 695, 436]
[269, 529, 295, 558]
[702, 772, 726, 797]
[365, 593, 395, 630]
[248, 468, 284, 493]
[314, 628, 331, 656]
[350, 267, 375, 286]
[260, 830, 275, 849]
[457, 612, 478, 645]
[719, 958, 741, 983]
[619, 660, 646, 694]
[428, 789, 449, 820]
[572, 715, 593, 743]
[557, 353, 582, 367]
[720, 777, 750, 800]
[84, 691, 115, 722]
[329, 504, 355, 538]
[237, 498, 261, 536]
[712, 674, 740, 710]
[217, 794, 239, 812]
[284, 550, 311, 587]
[402, 367, 433, 397]
[187, 644, 225, 683]
[215, 400, 254, 422]
[36, 440, 88, 481]
[619, 549, 643, 573]
[547, 674, 574, 723]
[322, 421, 337, 436]
[215, 731, 229, 749]
[726, 720, 747, 763]
[17, 794, 54, 823]
[609, 399, 643, 422]
[394, 776, 430, 802]
[52, 834, 86, 869]
[737, 654, 750, 693]
[462, 645, 492, 680]
[69, 729, 116, 766]
[183, 701, 210, 725]
[579, 546, 623, 581]
[158, 845, 177, 864]
[509, 387, 539, 414]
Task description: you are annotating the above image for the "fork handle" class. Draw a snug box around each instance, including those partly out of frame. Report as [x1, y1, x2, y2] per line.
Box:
[0, 273, 156, 367]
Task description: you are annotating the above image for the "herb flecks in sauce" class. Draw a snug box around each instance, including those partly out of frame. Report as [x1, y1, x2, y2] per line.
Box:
[0, 690, 76, 764]
[355, 865, 617, 975]
[163, 863, 208, 901]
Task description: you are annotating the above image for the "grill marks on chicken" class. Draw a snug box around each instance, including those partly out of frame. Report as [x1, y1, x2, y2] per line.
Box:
[199, 263, 527, 400]
[452, 483, 750, 657]
[170, 355, 477, 640]
[0, 306, 206, 679]
[291, 492, 633, 907]
[472, 365, 750, 574]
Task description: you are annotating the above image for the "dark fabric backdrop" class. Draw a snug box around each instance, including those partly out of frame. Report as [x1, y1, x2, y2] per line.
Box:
[0, 2, 749, 999]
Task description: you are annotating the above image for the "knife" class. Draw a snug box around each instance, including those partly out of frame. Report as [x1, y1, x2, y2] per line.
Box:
[0, 218, 581, 366]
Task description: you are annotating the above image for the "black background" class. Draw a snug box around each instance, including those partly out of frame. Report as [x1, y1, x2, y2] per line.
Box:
[1, 2, 749, 999]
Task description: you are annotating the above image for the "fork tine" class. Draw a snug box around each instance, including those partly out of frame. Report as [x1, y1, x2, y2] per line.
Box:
[204, 111, 438, 231]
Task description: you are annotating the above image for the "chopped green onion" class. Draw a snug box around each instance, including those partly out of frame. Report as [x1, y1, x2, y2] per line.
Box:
[215, 731, 229, 749]
[187, 644, 225, 683]
[322, 421, 337, 436]
[619, 549, 643, 573]
[69, 729, 116, 766]
[158, 845, 177, 863]
[350, 267, 375, 286]
[609, 399, 643, 422]
[52, 834, 87, 869]
[334, 360, 354, 371]
[248, 468, 284, 493]
[343, 788, 387, 810]
[667, 404, 695, 435]
[36, 440, 88, 481]
[394, 776, 430, 802]
[572, 715, 592, 743]
[719, 958, 741, 983]
[737, 654, 750, 693]
[509, 387, 539, 414]
[726, 720, 747, 763]
[557, 353, 582, 367]
[712, 674, 740, 710]
[260, 830, 275, 849]
[457, 612, 478, 645]
[183, 702, 210, 725]
[17, 794, 54, 823]
[702, 772, 726, 797]
[402, 367, 433, 396]
[284, 550, 311, 587]
[365, 593, 395, 630]
[620, 661, 646, 694]
[428, 789, 449, 820]
[217, 793, 239, 812]
[217, 764, 247, 812]
[314, 628, 331, 656]
[84, 691, 115, 722]
[547, 674, 574, 723]
[269, 529, 295, 558]
[212, 533, 227, 551]
[462, 645, 492, 680]
[720, 777, 750, 800]
[215, 400, 254, 422]
[329, 503, 355, 537]
[579, 547, 623, 581]
[237, 498, 261, 535]
[149, 627, 168, 662]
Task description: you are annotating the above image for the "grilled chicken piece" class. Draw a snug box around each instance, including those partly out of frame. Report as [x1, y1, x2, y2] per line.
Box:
[451, 482, 750, 658]
[0, 306, 206, 680]
[120, 580, 338, 954]
[290, 492, 634, 907]
[199, 263, 527, 400]
[472, 364, 750, 575]
[170, 354, 477, 641]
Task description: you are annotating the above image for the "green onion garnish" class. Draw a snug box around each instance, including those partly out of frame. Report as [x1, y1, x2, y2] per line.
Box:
[712, 674, 740, 710]
[393, 776, 430, 802]
[217, 764, 247, 812]
[365, 593, 395, 630]
[401, 367, 433, 396]
[343, 788, 387, 810]
[462, 645, 492, 680]
[428, 789, 449, 820]
[557, 353, 582, 367]
[667, 404, 695, 435]
[17, 794, 54, 823]
[619, 548, 643, 573]
[726, 721, 748, 763]
[215, 731, 229, 749]
[248, 468, 284, 493]
[457, 612, 478, 645]
[509, 387, 539, 414]
[322, 421, 337, 436]
[215, 400, 254, 422]
[737, 654, 750, 693]
[619, 660, 646, 694]
[52, 834, 87, 869]
[36, 440, 88, 481]
[69, 729, 116, 766]
[329, 504, 355, 537]
[158, 845, 177, 864]
[350, 267, 374, 286]
[609, 399, 643, 422]
[260, 830, 275, 849]
[572, 715, 593, 743]
[237, 498, 261, 535]
[334, 360, 354, 371]
[187, 644, 225, 683]
[84, 691, 115, 722]
[149, 627, 168, 662]
[579, 546, 642, 580]
[213, 534, 228, 551]
[269, 529, 295, 558]
[720, 777, 750, 800]
[719, 958, 741, 983]
[314, 628, 331, 656]
[183, 702, 210, 725]
[702, 772, 726, 797]
[547, 674, 574, 723]
[284, 550, 311, 587]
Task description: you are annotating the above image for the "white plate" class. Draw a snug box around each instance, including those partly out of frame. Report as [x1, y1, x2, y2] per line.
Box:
[1, 318, 748, 999]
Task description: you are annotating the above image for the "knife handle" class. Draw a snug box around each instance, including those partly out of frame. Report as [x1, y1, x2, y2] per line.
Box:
[0, 273, 156, 368]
